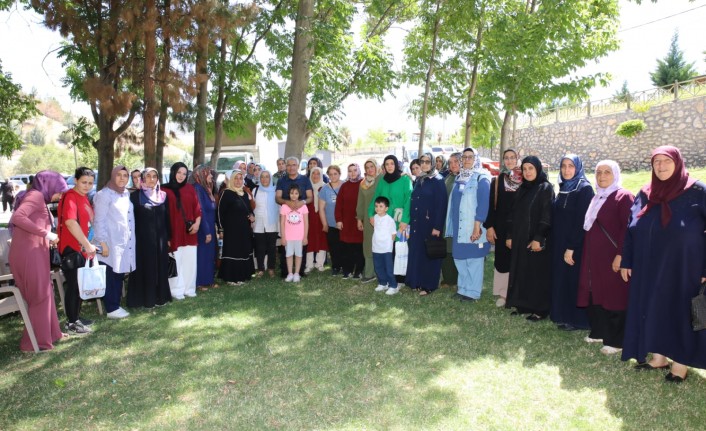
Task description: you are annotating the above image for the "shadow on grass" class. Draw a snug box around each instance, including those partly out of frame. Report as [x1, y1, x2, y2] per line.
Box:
[1, 258, 705, 430]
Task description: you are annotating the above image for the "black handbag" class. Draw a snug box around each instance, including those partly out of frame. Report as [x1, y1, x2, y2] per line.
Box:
[61, 246, 87, 271]
[167, 255, 178, 278]
[424, 236, 447, 259]
[691, 281, 706, 331]
[46, 205, 62, 268]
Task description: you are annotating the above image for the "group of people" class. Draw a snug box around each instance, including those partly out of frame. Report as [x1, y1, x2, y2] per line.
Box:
[6, 146, 705, 384]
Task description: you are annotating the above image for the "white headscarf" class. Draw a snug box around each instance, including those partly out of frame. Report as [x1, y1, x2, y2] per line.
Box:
[583, 160, 622, 231]
[309, 167, 325, 212]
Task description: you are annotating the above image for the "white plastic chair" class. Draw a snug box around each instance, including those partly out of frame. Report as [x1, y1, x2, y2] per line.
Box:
[0, 274, 40, 353]
[51, 270, 104, 315]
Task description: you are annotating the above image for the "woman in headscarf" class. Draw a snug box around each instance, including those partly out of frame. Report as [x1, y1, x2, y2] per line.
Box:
[304, 167, 329, 273]
[484, 149, 522, 307]
[620, 146, 706, 383]
[506, 156, 554, 320]
[319, 165, 344, 275]
[58, 167, 98, 334]
[435, 155, 448, 178]
[406, 153, 448, 296]
[577, 161, 634, 355]
[550, 154, 595, 331]
[307, 157, 329, 183]
[335, 163, 364, 278]
[163, 162, 202, 299]
[441, 152, 462, 287]
[409, 159, 422, 188]
[9, 171, 68, 351]
[356, 158, 381, 283]
[253, 169, 279, 278]
[191, 164, 218, 290]
[218, 171, 255, 285]
[93, 166, 135, 319]
[127, 168, 172, 309]
[445, 148, 491, 301]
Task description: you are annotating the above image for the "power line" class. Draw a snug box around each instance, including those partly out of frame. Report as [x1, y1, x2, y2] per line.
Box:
[618, 3, 706, 33]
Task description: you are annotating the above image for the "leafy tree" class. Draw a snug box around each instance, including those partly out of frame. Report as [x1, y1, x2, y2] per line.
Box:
[0, 61, 39, 157]
[17, 144, 76, 174]
[25, 127, 47, 146]
[364, 128, 388, 147]
[612, 80, 632, 103]
[649, 31, 697, 89]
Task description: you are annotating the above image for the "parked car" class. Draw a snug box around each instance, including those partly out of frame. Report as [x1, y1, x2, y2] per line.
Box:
[480, 157, 500, 176]
[431, 146, 444, 160]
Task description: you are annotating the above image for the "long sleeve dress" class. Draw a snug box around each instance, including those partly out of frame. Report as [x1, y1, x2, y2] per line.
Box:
[194, 183, 217, 287]
[8, 191, 62, 351]
[357, 176, 380, 279]
[126, 191, 172, 308]
[506, 182, 554, 315]
[550, 182, 594, 328]
[218, 189, 255, 283]
[621, 182, 706, 368]
[577, 189, 634, 347]
[405, 175, 448, 292]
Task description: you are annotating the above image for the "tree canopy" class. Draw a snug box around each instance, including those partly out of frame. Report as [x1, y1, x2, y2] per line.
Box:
[0, 61, 39, 157]
[650, 31, 698, 88]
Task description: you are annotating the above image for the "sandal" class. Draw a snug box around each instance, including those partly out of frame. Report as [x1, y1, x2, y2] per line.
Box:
[255, 271, 264, 277]
[198, 286, 209, 292]
[419, 290, 430, 296]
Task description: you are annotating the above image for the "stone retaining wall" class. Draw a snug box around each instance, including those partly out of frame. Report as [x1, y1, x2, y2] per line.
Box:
[507, 96, 706, 171]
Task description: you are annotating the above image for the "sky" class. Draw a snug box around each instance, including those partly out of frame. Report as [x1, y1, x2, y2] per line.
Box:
[1, 0, 705, 145]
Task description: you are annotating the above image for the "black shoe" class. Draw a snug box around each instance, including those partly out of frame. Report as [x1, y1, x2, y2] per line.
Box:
[558, 323, 578, 331]
[331, 268, 340, 276]
[510, 310, 521, 316]
[78, 317, 94, 326]
[459, 295, 478, 302]
[665, 372, 687, 383]
[341, 273, 351, 280]
[526, 314, 545, 322]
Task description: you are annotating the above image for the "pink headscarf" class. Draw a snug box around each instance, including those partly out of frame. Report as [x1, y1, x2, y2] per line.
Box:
[106, 165, 129, 194]
[583, 160, 621, 231]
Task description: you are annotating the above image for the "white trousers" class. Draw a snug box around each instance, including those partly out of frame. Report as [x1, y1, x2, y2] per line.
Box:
[169, 245, 197, 298]
[305, 250, 327, 271]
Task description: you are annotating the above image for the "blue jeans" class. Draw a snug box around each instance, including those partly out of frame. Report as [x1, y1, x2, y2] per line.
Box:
[100, 263, 126, 313]
[373, 252, 397, 288]
[454, 257, 484, 299]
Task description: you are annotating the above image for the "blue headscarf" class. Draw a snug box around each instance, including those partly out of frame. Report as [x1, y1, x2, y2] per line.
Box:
[558, 154, 589, 193]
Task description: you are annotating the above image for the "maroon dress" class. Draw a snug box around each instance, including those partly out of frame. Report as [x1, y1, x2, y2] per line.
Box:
[306, 187, 329, 253]
[577, 189, 634, 310]
[8, 191, 63, 351]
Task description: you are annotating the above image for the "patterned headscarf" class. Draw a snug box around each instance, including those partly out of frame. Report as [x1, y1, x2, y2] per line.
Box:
[140, 167, 166, 206]
[191, 164, 214, 202]
[558, 154, 589, 194]
[347, 163, 363, 183]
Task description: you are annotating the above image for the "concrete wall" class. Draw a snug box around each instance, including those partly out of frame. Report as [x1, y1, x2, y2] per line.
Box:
[511, 96, 706, 171]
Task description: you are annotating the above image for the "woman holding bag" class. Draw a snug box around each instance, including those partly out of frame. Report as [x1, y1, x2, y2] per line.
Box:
[8, 170, 68, 351]
[93, 166, 136, 319]
[58, 167, 99, 335]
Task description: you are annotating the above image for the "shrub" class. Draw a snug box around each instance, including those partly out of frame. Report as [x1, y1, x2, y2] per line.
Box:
[615, 119, 646, 139]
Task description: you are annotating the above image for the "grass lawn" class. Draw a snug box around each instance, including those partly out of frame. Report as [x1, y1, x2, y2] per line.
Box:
[2, 256, 706, 430]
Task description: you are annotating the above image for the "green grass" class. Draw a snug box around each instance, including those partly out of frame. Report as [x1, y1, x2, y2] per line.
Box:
[620, 167, 706, 195]
[2, 258, 706, 430]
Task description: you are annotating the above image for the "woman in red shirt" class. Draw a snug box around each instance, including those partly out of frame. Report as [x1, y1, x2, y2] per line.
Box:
[334, 163, 364, 278]
[163, 163, 202, 300]
[58, 167, 101, 335]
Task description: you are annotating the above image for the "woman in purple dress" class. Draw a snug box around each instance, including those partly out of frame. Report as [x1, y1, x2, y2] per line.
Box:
[577, 161, 633, 355]
[191, 164, 218, 290]
[9, 171, 68, 351]
[620, 146, 706, 383]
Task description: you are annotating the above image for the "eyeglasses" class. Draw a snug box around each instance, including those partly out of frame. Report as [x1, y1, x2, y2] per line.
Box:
[420, 159, 432, 164]
[461, 155, 475, 160]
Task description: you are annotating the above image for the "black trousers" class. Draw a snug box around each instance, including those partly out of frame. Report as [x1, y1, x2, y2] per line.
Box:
[326, 228, 343, 271]
[340, 241, 364, 276]
[254, 232, 278, 270]
[587, 302, 626, 348]
[63, 266, 82, 323]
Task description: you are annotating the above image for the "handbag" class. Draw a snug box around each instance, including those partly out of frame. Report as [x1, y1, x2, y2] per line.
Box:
[393, 239, 409, 276]
[176, 198, 195, 233]
[425, 236, 447, 259]
[77, 257, 106, 300]
[46, 205, 62, 268]
[61, 246, 87, 272]
[691, 281, 706, 331]
[167, 254, 178, 278]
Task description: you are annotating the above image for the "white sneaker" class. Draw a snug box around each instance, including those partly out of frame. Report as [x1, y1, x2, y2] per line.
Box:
[600, 345, 622, 355]
[184, 292, 197, 298]
[495, 297, 506, 307]
[385, 287, 400, 295]
[304, 267, 313, 274]
[107, 307, 130, 319]
[285, 273, 294, 282]
[316, 266, 325, 272]
[293, 274, 301, 283]
[173, 295, 185, 301]
[584, 336, 603, 343]
[375, 284, 388, 292]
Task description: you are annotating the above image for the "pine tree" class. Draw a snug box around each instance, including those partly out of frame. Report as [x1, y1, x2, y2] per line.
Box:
[612, 80, 631, 103]
[649, 31, 697, 89]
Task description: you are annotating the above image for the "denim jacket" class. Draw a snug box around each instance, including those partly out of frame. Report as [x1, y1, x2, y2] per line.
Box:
[445, 171, 490, 245]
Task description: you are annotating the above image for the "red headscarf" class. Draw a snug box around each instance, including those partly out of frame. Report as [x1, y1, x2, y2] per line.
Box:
[637, 145, 696, 227]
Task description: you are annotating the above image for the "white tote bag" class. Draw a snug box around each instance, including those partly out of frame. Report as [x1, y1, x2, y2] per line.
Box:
[393, 240, 409, 276]
[78, 257, 106, 300]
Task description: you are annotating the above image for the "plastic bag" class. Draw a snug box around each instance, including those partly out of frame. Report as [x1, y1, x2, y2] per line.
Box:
[394, 240, 408, 276]
[78, 257, 106, 300]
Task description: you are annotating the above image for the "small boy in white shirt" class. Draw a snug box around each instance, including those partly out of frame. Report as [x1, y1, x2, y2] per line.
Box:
[372, 196, 399, 295]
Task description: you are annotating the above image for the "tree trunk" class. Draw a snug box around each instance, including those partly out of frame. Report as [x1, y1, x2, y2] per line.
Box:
[464, 9, 484, 148]
[193, 17, 209, 167]
[418, 0, 441, 155]
[96, 120, 116, 190]
[500, 108, 514, 154]
[143, 0, 158, 168]
[210, 38, 228, 169]
[156, 0, 172, 173]
[285, 0, 314, 159]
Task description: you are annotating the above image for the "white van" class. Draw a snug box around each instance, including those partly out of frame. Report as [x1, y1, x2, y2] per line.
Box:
[10, 174, 33, 185]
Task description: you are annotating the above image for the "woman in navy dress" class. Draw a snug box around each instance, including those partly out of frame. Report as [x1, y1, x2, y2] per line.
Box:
[550, 154, 594, 331]
[620, 146, 706, 383]
[406, 153, 448, 295]
[192, 164, 218, 290]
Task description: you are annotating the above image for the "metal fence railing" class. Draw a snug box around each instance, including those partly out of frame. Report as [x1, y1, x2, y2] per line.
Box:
[516, 76, 706, 129]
